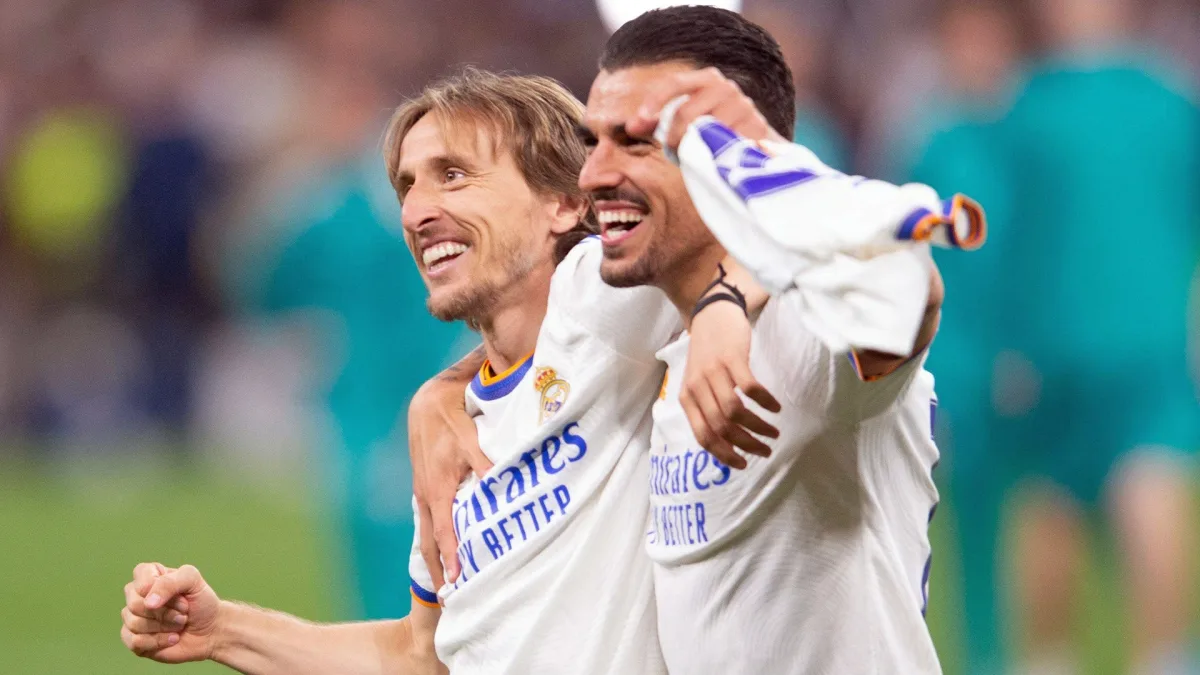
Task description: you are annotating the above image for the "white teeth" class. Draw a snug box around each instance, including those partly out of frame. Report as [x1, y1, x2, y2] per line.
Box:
[423, 242, 469, 267]
[598, 211, 644, 225]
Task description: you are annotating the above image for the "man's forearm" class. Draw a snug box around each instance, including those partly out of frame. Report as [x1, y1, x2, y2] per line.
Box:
[211, 602, 439, 675]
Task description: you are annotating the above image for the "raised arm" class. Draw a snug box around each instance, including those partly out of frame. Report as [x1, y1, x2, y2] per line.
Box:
[120, 562, 445, 675]
[636, 69, 972, 350]
[638, 68, 980, 458]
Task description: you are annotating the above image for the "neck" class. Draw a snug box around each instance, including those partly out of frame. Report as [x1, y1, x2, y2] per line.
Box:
[659, 243, 727, 329]
[475, 263, 554, 373]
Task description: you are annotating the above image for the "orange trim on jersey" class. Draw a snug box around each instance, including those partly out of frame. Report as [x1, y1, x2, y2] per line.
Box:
[411, 589, 440, 609]
[950, 194, 987, 250]
[848, 349, 904, 383]
[850, 342, 933, 383]
[478, 351, 535, 386]
[908, 194, 987, 250]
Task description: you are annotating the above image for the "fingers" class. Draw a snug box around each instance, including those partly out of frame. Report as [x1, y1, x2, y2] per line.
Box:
[733, 363, 782, 414]
[127, 587, 191, 627]
[124, 580, 156, 618]
[684, 364, 781, 464]
[409, 392, 482, 587]
[709, 97, 770, 142]
[721, 411, 774, 458]
[628, 67, 770, 150]
[430, 492, 462, 583]
[680, 381, 746, 470]
[698, 373, 773, 459]
[729, 406, 779, 441]
[417, 499, 447, 591]
[730, 361, 781, 417]
[662, 80, 738, 149]
[426, 437, 468, 583]
[629, 68, 723, 135]
[132, 562, 167, 595]
[144, 565, 204, 611]
[121, 624, 180, 656]
[122, 606, 186, 634]
[457, 427, 494, 479]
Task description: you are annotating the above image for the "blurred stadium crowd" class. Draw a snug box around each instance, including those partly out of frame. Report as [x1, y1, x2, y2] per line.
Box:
[1, 0, 1198, 673]
[2, 0, 1196, 453]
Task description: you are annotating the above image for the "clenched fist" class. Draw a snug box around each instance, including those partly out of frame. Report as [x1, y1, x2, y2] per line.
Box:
[120, 562, 222, 664]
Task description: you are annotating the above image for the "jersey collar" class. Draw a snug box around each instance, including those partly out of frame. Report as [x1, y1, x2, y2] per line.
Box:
[470, 351, 535, 401]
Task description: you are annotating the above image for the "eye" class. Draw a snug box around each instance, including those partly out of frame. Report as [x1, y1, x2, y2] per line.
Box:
[576, 127, 599, 150]
[443, 168, 466, 183]
[620, 136, 655, 149]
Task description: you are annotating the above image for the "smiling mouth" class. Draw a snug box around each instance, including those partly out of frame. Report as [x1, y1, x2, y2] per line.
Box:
[422, 241, 469, 275]
[597, 210, 645, 245]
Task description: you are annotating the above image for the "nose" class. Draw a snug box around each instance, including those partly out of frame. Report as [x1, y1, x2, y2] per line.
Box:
[400, 183, 440, 234]
[578, 140, 622, 193]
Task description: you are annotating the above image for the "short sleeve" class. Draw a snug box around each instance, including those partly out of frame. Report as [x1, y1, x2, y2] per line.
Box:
[408, 498, 440, 608]
[549, 238, 682, 363]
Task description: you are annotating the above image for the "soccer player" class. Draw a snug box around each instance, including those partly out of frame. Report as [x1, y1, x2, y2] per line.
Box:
[414, 7, 983, 674]
[124, 20, 979, 675]
[118, 70, 683, 674]
[585, 9, 956, 673]
[915, 1, 1200, 672]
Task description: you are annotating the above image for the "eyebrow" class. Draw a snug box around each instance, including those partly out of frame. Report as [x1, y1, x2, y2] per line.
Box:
[574, 123, 597, 145]
[396, 152, 479, 186]
[575, 122, 654, 145]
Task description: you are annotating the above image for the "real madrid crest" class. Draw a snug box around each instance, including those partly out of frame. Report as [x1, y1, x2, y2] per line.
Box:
[534, 366, 570, 424]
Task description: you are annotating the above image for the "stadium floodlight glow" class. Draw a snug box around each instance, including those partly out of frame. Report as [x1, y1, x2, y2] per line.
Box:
[594, 0, 743, 34]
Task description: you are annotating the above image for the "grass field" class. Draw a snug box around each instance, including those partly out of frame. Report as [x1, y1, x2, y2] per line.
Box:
[0, 456, 1149, 674]
[0, 456, 339, 675]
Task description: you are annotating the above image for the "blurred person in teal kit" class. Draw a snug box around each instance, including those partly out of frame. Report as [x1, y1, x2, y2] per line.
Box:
[230, 4, 474, 620]
[904, 2, 1023, 673]
[912, 0, 1200, 673]
[253, 149, 472, 621]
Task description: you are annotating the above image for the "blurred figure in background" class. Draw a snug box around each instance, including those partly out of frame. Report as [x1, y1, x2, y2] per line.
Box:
[105, 0, 213, 449]
[999, 1, 1199, 672]
[219, 3, 474, 620]
[914, 0, 1200, 672]
[903, 2, 1023, 673]
[5, 0, 1200, 672]
[1, 7, 145, 450]
[745, 2, 850, 171]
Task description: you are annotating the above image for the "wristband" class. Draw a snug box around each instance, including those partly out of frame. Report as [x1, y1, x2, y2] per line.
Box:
[691, 263, 748, 319]
[691, 291, 748, 319]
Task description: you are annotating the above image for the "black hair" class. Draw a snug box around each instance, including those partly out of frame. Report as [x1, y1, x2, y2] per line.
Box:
[599, 5, 796, 140]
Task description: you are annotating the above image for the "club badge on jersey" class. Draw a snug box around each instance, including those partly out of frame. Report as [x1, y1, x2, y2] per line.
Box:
[535, 367, 571, 424]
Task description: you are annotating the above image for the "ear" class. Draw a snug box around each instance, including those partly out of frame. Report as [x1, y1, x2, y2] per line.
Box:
[547, 193, 588, 236]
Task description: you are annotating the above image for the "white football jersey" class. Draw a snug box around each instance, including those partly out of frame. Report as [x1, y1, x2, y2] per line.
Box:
[637, 111, 982, 675]
[409, 238, 678, 675]
[648, 285, 942, 674]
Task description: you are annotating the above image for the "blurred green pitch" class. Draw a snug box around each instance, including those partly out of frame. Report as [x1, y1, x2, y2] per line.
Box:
[0, 458, 336, 674]
[0, 457, 1152, 674]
